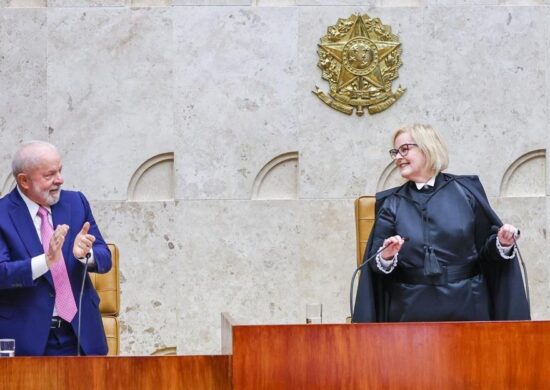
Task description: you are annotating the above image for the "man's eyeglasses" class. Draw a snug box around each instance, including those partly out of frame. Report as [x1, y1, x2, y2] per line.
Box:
[389, 143, 418, 159]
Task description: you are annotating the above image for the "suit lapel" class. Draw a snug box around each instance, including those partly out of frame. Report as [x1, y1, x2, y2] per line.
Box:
[8, 189, 43, 258]
[51, 193, 71, 228]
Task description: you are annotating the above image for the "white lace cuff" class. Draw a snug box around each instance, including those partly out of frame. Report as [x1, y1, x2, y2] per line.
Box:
[376, 249, 398, 274]
[496, 238, 518, 259]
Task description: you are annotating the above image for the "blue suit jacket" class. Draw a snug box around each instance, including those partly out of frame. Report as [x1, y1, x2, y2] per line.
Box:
[0, 188, 112, 356]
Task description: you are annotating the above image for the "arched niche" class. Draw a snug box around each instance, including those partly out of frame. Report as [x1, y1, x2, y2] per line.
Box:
[376, 162, 406, 193]
[1, 174, 16, 197]
[500, 150, 546, 197]
[127, 153, 175, 201]
[252, 152, 299, 200]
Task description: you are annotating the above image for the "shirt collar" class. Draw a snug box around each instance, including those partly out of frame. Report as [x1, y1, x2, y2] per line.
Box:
[16, 186, 51, 217]
[414, 176, 436, 190]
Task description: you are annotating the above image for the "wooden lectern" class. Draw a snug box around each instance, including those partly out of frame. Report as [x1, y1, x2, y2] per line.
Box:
[222, 313, 550, 389]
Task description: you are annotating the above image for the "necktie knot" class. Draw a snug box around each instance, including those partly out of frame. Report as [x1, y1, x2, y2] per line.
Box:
[37, 206, 49, 220]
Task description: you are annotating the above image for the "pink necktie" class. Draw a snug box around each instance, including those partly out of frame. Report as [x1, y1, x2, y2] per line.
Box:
[37, 206, 77, 323]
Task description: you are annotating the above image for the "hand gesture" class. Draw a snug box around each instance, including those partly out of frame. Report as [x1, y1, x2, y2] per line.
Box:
[72, 222, 96, 259]
[46, 224, 69, 269]
[498, 224, 519, 247]
[380, 235, 406, 260]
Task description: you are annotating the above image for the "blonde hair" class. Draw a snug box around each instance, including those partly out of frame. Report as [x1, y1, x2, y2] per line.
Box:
[391, 124, 449, 174]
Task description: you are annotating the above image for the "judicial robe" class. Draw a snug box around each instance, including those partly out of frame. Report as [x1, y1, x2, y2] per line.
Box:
[352, 173, 530, 323]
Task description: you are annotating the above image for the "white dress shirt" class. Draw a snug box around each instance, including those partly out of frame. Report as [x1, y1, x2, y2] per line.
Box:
[16, 186, 95, 280]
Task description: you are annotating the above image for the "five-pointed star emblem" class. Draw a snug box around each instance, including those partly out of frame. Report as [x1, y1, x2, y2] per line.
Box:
[318, 15, 401, 91]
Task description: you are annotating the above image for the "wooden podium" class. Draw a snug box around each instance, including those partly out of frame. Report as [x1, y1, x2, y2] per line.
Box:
[2, 318, 550, 389]
[223, 314, 550, 389]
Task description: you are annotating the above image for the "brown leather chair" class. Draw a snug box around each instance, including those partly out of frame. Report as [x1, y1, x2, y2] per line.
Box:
[89, 243, 120, 356]
[354, 196, 376, 267]
[347, 196, 376, 323]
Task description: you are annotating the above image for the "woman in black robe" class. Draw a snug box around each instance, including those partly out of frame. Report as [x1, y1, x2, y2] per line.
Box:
[352, 124, 530, 323]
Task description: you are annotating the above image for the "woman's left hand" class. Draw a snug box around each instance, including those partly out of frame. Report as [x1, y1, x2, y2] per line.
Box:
[497, 224, 519, 246]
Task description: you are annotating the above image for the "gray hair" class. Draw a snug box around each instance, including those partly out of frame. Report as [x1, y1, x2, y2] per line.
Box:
[12, 141, 59, 177]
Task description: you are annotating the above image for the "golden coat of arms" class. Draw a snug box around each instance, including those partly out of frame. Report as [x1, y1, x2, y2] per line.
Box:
[313, 14, 406, 116]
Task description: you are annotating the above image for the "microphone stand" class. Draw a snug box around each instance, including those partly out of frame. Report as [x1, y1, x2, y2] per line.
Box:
[349, 238, 407, 321]
[493, 226, 530, 308]
[513, 235, 530, 308]
[77, 252, 91, 356]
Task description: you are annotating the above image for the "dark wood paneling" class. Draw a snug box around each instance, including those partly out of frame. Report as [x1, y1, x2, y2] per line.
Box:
[232, 321, 550, 389]
[0, 355, 231, 390]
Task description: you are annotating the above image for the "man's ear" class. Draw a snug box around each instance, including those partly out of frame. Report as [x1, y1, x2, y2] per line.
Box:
[17, 173, 30, 191]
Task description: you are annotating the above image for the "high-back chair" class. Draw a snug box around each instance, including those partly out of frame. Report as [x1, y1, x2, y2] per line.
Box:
[354, 196, 376, 267]
[89, 243, 120, 356]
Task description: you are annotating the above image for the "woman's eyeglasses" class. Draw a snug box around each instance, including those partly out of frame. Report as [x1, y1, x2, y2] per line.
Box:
[389, 143, 418, 159]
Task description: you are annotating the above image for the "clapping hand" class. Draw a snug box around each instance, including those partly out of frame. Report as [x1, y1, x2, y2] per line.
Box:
[46, 224, 69, 269]
[72, 222, 96, 259]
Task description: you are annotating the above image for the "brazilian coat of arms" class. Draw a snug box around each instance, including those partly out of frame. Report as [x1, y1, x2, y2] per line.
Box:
[313, 14, 406, 116]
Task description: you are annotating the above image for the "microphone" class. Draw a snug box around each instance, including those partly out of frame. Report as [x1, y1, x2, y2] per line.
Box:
[77, 251, 91, 356]
[349, 236, 409, 320]
[491, 225, 530, 307]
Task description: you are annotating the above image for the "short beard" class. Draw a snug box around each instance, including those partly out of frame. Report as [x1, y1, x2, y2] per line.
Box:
[32, 182, 60, 206]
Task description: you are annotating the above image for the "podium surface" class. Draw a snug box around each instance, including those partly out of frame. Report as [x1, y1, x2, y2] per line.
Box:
[228, 320, 550, 389]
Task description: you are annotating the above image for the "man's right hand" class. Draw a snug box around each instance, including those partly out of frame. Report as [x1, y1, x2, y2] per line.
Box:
[46, 224, 69, 269]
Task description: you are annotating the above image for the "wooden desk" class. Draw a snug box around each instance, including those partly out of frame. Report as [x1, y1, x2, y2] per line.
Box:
[225, 319, 550, 389]
[3, 320, 550, 389]
[0, 355, 230, 390]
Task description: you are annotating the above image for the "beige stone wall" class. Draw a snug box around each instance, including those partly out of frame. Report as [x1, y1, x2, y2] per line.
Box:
[0, 1, 548, 355]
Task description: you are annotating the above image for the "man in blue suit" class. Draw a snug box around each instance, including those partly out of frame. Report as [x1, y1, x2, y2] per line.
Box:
[0, 141, 111, 356]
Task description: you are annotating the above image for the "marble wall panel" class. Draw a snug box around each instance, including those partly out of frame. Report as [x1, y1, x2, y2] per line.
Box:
[130, 0, 172, 6]
[0, 0, 46, 7]
[296, 0, 376, 4]
[92, 200, 179, 356]
[47, 0, 127, 6]
[173, 7, 299, 200]
[297, 199, 356, 324]
[47, 7, 174, 201]
[490, 196, 549, 320]
[176, 200, 302, 354]
[420, 6, 548, 197]
[256, 0, 296, 5]
[546, 6, 550, 198]
[499, 0, 550, 5]
[379, 0, 421, 5]
[426, 0, 498, 5]
[173, 0, 251, 4]
[298, 7, 425, 198]
[174, 199, 357, 354]
[0, 8, 47, 185]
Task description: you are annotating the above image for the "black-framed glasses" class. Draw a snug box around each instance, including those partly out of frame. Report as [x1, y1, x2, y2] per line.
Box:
[389, 143, 418, 159]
